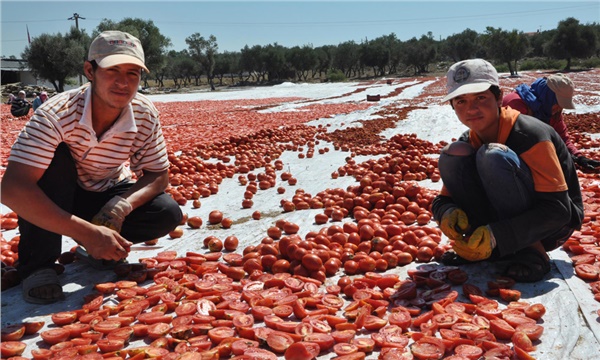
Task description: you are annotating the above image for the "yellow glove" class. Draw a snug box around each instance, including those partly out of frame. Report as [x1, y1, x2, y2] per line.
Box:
[440, 208, 470, 241]
[91, 196, 132, 232]
[452, 226, 495, 261]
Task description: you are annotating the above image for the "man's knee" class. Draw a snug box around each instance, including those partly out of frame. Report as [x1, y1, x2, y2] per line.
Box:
[442, 141, 475, 157]
[476, 143, 516, 173]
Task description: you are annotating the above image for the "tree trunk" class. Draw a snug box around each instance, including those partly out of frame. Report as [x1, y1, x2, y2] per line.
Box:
[506, 62, 514, 76]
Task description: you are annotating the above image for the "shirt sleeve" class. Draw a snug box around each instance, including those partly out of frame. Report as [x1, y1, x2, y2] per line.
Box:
[549, 113, 581, 157]
[7, 110, 62, 169]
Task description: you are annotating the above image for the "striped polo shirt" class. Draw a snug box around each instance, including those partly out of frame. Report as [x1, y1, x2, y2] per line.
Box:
[8, 84, 169, 192]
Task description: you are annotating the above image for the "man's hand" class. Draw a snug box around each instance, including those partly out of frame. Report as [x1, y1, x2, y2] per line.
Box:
[453, 226, 495, 261]
[575, 156, 600, 171]
[91, 196, 132, 232]
[440, 208, 470, 241]
[82, 226, 132, 261]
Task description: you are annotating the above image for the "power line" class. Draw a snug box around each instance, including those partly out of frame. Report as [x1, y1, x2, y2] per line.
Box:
[1, 4, 594, 27]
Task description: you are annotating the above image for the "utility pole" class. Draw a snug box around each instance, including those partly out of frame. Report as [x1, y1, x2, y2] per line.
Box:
[68, 13, 85, 85]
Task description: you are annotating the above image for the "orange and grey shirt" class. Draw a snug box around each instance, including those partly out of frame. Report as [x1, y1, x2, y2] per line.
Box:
[433, 107, 583, 257]
[8, 84, 169, 192]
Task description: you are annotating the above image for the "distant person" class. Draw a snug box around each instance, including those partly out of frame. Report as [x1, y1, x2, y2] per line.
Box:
[32, 91, 48, 111]
[432, 59, 583, 283]
[10, 90, 32, 117]
[503, 74, 599, 171]
[1, 30, 183, 304]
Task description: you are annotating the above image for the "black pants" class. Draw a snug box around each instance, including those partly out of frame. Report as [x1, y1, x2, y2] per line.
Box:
[17, 143, 183, 278]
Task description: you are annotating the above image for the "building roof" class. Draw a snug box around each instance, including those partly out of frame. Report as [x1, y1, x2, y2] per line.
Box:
[1, 58, 30, 72]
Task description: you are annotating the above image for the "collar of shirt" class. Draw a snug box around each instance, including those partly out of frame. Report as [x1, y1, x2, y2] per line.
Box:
[79, 86, 138, 142]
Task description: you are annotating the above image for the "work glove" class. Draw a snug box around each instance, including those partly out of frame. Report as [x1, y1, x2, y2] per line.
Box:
[575, 156, 600, 171]
[452, 225, 495, 262]
[91, 196, 132, 232]
[440, 207, 470, 241]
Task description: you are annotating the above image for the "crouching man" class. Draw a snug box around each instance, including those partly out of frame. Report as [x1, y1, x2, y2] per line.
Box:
[1, 30, 182, 304]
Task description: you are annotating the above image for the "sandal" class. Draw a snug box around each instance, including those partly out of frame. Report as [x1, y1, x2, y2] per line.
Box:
[22, 268, 64, 304]
[503, 247, 551, 283]
[75, 246, 127, 270]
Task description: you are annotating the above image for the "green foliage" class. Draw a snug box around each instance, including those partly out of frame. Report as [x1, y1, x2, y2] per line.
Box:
[578, 57, 600, 68]
[519, 58, 566, 71]
[545, 18, 597, 70]
[287, 45, 318, 80]
[442, 29, 480, 62]
[481, 27, 529, 75]
[23, 15, 599, 88]
[333, 41, 360, 77]
[186, 33, 219, 87]
[326, 69, 346, 82]
[493, 63, 509, 73]
[402, 34, 437, 75]
[22, 27, 88, 92]
[360, 38, 391, 77]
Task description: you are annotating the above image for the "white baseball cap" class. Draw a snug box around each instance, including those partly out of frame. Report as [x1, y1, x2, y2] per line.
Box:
[88, 30, 149, 73]
[546, 73, 575, 109]
[442, 59, 499, 102]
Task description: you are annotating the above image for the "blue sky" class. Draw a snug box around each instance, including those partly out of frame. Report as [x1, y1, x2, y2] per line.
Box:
[1, 1, 599, 59]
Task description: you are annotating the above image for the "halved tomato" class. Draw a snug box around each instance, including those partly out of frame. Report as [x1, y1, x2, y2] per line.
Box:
[512, 331, 536, 352]
[1, 341, 26, 358]
[96, 338, 125, 353]
[23, 321, 45, 335]
[41, 328, 71, 345]
[51, 311, 78, 326]
[303, 332, 335, 352]
[575, 263, 600, 281]
[334, 342, 359, 356]
[284, 341, 321, 360]
[499, 288, 521, 302]
[1, 323, 25, 341]
[523, 303, 546, 320]
[489, 319, 516, 340]
[410, 337, 444, 360]
[267, 331, 295, 353]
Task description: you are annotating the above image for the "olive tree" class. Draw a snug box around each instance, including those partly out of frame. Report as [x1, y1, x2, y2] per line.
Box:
[481, 27, 529, 75]
[23, 27, 89, 92]
[545, 18, 597, 70]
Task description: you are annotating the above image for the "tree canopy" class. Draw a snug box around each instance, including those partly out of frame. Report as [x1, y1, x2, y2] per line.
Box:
[22, 27, 89, 92]
[19, 16, 599, 91]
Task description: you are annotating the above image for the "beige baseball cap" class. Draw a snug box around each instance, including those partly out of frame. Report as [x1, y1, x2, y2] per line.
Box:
[546, 73, 575, 109]
[88, 30, 149, 73]
[442, 59, 499, 102]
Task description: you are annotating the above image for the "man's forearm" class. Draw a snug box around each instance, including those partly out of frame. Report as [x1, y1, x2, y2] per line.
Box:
[118, 170, 169, 210]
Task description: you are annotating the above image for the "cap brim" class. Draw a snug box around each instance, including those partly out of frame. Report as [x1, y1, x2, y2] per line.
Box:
[442, 83, 492, 102]
[556, 96, 575, 109]
[96, 54, 149, 73]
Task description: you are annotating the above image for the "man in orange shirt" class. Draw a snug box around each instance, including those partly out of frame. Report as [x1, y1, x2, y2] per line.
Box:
[432, 59, 583, 282]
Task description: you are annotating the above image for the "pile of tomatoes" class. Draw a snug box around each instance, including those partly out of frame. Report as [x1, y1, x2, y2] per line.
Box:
[2, 73, 600, 358]
[1, 243, 547, 360]
[562, 173, 600, 310]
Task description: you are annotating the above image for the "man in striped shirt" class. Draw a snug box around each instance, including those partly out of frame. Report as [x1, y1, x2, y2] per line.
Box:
[1, 31, 183, 304]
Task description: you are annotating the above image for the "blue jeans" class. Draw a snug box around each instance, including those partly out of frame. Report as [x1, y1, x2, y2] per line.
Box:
[438, 142, 535, 230]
